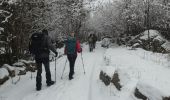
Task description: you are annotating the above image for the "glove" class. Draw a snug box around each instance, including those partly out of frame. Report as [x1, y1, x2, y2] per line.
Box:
[55, 52, 58, 57]
[78, 48, 82, 53]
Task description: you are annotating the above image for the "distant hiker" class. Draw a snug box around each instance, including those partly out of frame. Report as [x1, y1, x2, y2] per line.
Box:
[92, 34, 97, 49]
[29, 29, 58, 91]
[64, 32, 82, 80]
[88, 34, 93, 52]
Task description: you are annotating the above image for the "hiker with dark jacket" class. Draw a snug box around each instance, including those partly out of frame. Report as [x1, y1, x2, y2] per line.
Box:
[29, 29, 58, 91]
[88, 34, 93, 52]
[64, 32, 82, 80]
[92, 34, 97, 49]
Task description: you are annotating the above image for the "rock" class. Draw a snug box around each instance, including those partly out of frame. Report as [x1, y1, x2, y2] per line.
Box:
[163, 97, 170, 100]
[0, 76, 9, 85]
[100, 71, 111, 86]
[134, 88, 148, 100]
[136, 82, 164, 100]
[111, 71, 122, 91]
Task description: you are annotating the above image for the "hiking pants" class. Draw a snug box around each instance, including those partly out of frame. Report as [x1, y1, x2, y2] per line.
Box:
[89, 42, 93, 52]
[35, 57, 52, 88]
[67, 54, 77, 78]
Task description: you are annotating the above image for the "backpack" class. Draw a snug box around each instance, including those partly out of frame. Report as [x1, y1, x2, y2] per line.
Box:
[88, 36, 93, 43]
[29, 32, 46, 55]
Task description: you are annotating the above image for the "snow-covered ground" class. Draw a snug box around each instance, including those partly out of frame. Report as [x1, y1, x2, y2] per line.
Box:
[0, 43, 170, 100]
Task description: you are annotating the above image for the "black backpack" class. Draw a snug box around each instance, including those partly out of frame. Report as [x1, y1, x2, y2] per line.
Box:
[29, 32, 46, 55]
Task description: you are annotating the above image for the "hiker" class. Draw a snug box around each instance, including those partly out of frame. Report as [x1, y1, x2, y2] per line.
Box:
[64, 32, 82, 80]
[92, 34, 97, 49]
[29, 29, 58, 91]
[88, 34, 93, 52]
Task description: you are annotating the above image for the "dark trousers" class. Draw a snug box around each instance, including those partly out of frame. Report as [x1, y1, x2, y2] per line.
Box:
[89, 42, 94, 52]
[35, 57, 52, 88]
[67, 54, 77, 78]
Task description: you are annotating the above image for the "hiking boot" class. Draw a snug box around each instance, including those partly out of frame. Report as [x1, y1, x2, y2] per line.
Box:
[69, 76, 73, 80]
[36, 87, 41, 91]
[47, 81, 55, 86]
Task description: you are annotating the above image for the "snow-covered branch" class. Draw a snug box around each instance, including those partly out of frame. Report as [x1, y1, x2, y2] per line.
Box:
[2, 13, 13, 23]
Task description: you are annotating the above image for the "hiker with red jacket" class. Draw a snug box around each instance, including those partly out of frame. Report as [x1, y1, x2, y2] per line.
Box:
[64, 32, 82, 80]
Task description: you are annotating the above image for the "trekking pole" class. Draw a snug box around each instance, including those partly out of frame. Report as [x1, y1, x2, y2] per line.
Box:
[55, 57, 57, 83]
[81, 52, 86, 74]
[61, 58, 68, 79]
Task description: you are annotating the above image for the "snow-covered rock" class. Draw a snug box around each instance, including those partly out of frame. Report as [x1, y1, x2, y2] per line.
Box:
[2, 64, 15, 77]
[0, 68, 9, 79]
[135, 82, 163, 100]
[2, 64, 15, 70]
[140, 30, 160, 40]
[18, 60, 36, 72]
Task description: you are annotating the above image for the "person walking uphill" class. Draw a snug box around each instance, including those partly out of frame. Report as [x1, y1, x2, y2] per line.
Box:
[64, 32, 82, 80]
[29, 29, 58, 91]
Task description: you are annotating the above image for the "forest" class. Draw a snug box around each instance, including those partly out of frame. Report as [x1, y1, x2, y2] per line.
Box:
[0, 0, 170, 65]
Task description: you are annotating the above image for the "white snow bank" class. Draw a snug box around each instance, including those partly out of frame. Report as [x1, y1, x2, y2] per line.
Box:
[0, 68, 9, 79]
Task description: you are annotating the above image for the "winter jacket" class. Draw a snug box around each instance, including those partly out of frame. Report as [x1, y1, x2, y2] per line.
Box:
[64, 36, 82, 55]
[35, 35, 57, 59]
[92, 34, 97, 43]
